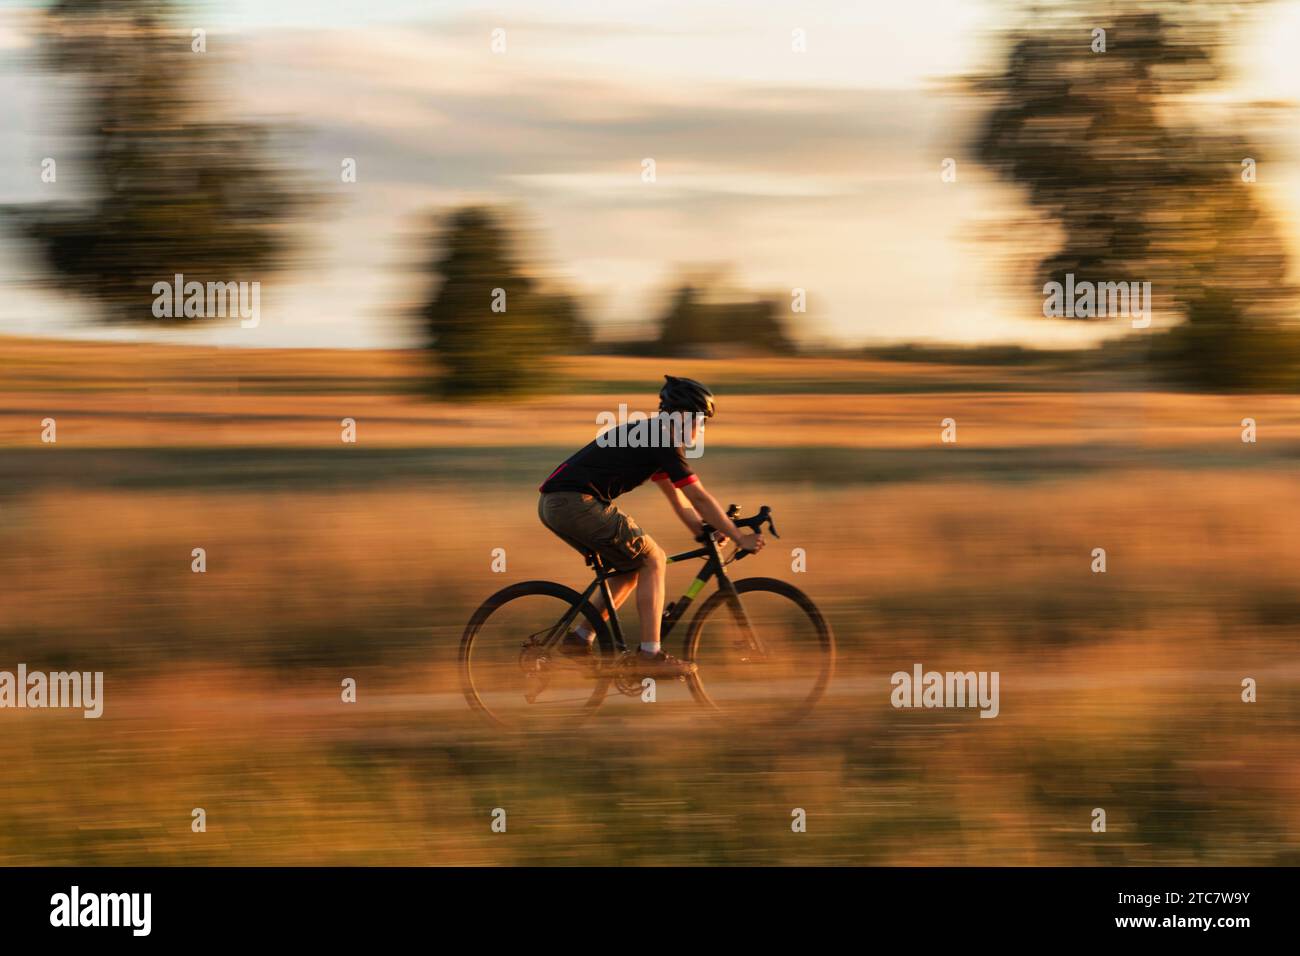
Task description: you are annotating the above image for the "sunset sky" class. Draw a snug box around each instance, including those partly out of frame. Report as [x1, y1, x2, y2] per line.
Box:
[1, 0, 1298, 348]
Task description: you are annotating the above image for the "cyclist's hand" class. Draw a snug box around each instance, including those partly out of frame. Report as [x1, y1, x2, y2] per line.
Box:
[735, 529, 765, 553]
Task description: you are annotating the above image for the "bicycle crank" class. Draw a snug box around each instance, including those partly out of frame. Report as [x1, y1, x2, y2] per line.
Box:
[518, 640, 552, 703]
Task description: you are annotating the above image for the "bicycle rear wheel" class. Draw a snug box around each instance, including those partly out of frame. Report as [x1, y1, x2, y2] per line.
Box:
[460, 581, 613, 729]
[682, 577, 834, 723]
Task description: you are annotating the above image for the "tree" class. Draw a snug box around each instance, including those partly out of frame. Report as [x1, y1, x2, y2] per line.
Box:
[418, 207, 591, 397]
[654, 276, 791, 356]
[970, 1, 1299, 389]
[3, 0, 309, 324]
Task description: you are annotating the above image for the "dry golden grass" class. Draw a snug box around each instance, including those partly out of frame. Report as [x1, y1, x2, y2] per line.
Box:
[1, 335, 1297, 864]
[1, 474, 1298, 864]
[3, 330, 1299, 449]
[4, 388, 1300, 448]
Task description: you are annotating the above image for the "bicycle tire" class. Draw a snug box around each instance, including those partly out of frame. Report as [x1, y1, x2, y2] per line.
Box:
[460, 580, 614, 729]
[682, 576, 835, 723]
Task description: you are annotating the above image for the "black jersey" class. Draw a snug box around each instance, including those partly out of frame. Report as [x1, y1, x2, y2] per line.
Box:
[539, 419, 699, 502]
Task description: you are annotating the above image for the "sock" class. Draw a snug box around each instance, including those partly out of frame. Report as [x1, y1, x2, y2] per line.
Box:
[574, 623, 595, 643]
[640, 641, 661, 654]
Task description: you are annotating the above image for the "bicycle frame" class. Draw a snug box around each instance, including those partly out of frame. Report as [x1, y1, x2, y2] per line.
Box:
[542, 533, 759, 655]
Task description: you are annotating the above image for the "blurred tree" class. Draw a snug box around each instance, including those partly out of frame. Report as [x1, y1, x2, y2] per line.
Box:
[970, 2, 1300, 389]
[2, 0, 309, 324]
[654, 277, 791, 356]
[418, 206, 591, 397]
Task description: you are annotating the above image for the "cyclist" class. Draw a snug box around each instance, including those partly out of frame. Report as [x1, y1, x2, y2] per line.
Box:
[537, 375, 765, 677]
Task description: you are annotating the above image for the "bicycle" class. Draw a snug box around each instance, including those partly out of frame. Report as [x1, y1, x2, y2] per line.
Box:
[460, 504, 835, 728]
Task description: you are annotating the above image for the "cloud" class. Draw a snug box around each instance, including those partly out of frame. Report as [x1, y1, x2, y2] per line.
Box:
[0, 6, 1114, 348]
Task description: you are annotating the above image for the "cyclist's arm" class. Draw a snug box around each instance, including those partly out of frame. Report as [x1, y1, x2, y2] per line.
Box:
[655, 475, 705, 537]
[680, 480, 764, 551]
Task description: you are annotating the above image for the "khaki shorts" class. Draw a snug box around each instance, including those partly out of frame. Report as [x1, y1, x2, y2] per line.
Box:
[538, 492, 656, 573]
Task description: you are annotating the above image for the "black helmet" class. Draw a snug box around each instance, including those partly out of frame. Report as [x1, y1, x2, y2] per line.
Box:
[659, 375, 715, 418]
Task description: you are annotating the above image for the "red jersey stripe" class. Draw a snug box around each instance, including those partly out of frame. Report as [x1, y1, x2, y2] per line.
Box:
[539, 462, 568, 492]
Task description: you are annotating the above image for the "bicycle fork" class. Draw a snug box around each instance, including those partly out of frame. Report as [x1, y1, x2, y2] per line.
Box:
[704, 538, 772, 662]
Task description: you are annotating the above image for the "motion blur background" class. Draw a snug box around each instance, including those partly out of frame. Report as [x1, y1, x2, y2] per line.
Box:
[1, 0, 1298, 864]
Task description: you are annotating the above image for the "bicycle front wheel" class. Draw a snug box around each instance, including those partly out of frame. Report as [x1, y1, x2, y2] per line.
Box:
[682, 577, 834, 723]
[460, 581, 613, 730]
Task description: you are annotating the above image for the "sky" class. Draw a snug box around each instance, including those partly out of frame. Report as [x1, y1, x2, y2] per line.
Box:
[0, 0, 1298, 349]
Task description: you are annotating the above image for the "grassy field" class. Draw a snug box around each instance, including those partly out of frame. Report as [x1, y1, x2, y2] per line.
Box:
[1, 336, 1297, 864]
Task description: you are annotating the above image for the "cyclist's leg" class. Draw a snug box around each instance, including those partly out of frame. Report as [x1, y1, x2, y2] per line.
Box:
[538, 492, 654, 635]
[580, 537, 668, 651]
[539, 496, 690, 674]
[588, 569, 636, 619]
[634, 539, 666, 649]
[581, 501, 663, 647]
[587, 503, 662, 643]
